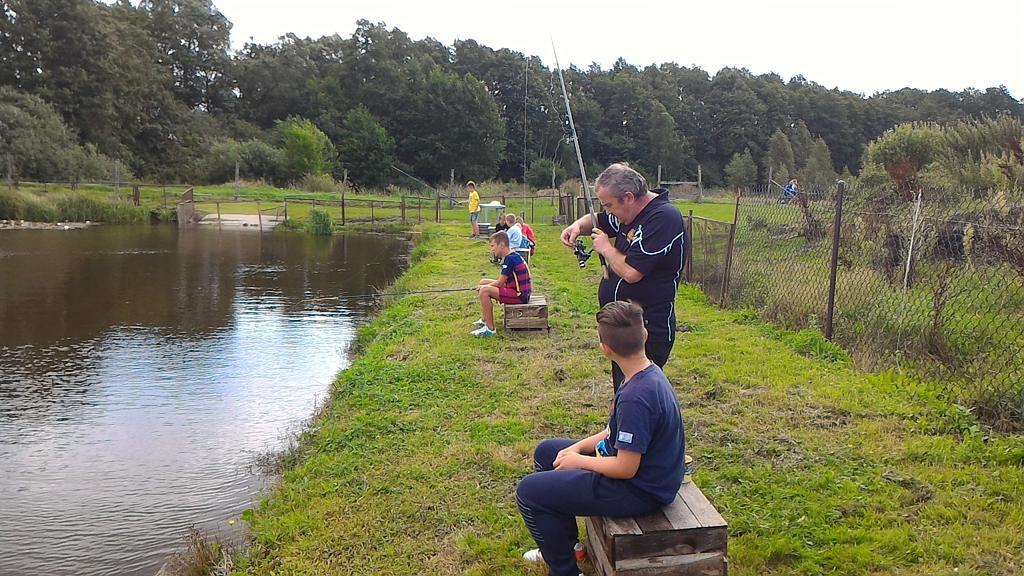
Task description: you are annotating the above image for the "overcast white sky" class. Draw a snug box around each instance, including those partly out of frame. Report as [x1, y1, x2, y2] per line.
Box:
[212, 0, 1023, 98]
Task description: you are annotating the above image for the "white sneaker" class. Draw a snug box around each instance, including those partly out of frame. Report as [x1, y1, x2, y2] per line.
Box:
[522, 547, 581, 575]
[472, 318, 487, 327]
[470, 326, 495, 337]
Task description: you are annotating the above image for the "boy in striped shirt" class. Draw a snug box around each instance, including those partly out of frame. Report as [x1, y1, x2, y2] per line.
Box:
[472, 231, 532, 336]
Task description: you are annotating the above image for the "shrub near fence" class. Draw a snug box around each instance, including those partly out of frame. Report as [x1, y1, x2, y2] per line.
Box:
[726, 183, 1024, 430]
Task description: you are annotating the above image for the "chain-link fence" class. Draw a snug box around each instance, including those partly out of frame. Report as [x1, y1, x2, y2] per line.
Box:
[723, 183, 1024, 430]
[685, 213, 736, 304]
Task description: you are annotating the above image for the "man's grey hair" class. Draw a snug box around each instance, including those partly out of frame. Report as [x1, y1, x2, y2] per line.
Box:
[595, 163, 648, 200]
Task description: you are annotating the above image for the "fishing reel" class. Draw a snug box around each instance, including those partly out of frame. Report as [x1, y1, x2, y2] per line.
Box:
[574, 238, 594, 268]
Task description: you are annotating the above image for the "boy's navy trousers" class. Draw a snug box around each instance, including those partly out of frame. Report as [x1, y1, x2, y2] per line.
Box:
[516, 438, 662, 576]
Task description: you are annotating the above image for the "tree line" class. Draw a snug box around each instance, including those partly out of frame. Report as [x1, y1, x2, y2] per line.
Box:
[2, 0, 1021, 190]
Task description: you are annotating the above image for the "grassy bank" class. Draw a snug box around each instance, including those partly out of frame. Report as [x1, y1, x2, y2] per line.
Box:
[234, 223, 1023, 575]
[11, 180, 736, 229]
[0, 188, 149, 223]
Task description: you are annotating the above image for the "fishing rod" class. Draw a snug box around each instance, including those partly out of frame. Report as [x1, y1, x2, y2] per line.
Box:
[551, 40, 607, 278]
[306, 287, 478, 302]
[391, 165, 438, 194]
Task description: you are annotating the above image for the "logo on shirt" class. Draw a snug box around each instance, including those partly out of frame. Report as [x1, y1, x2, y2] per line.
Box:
[626, 228, 636, 243]
[617, 431, 634, 444]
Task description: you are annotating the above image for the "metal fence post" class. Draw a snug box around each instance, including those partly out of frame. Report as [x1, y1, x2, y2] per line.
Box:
[824, 181, 846, 340]
[720, 188, 742, 306]
[685, 209, 693, 283]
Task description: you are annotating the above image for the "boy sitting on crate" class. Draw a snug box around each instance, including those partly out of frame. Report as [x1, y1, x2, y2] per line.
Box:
[516, 300, 685, 576]
[472, 231, 532, 337]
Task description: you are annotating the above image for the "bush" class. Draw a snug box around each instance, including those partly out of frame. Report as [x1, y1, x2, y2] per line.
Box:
[307, 208, 334, 235]
[202, 138, 285, 185]
[299, 173, 340, 193]
[276, 117, 336, 182]
[53, 194, 147, 224]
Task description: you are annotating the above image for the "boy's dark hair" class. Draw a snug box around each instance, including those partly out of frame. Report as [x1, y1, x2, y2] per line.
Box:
[490, 231, 510, 247]
[597, 301, 646, 356]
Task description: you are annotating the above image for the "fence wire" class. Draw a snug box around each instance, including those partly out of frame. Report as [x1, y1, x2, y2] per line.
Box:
[726, 183, 1024, 430]
[685, 215, 734, 304]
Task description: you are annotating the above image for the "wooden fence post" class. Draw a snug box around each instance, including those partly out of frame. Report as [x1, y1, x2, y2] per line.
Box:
[216, 201, 221, 227]
[341, 191, 346, 226]
[370, 201, 375, 224]
[257, 200, 262, 232]
[284, 199, 288, 221]
[401, 196, 406, 223]
[824, 181, 846, 340]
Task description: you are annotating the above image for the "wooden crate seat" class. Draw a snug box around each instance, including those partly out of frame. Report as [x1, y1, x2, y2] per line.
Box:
[503, 293, 549, 332]
[585, 482, 728, 575]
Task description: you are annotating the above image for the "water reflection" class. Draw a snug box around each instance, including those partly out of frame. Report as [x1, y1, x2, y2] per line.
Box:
[0, 226, 408, 576]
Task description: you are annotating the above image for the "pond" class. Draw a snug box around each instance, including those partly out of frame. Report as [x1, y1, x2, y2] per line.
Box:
[0, 225, 409, 576]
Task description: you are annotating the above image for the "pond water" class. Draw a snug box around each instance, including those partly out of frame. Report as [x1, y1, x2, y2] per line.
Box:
[0, 225, 409, 576]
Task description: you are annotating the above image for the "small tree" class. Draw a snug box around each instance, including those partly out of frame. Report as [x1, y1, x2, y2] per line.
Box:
[336, 106, 395, 190]
[526, 158, 567, 190]
[275, 117, 336, 182]
[765, 129, 796, 182]
[798, 138, 837, 191]
[724, 149, 757, 189]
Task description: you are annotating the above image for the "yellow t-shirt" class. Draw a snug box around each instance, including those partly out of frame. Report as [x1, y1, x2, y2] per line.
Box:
[468, 190, 480, 213]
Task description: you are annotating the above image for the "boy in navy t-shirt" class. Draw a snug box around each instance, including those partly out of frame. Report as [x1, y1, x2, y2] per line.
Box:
[472, 231, 532, 336]
[516, 301, 685, 575]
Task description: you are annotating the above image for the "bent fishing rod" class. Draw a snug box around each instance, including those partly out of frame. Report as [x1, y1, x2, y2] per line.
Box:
[552, 41, 607, 278]
[305, 287, 478, 302]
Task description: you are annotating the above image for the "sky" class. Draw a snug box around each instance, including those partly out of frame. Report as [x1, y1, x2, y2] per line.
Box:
[210, 0, 1023, 98]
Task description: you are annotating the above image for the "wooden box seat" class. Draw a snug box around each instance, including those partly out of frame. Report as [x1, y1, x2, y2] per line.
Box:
[585, 482, 728, 575]
[503, 293, 549, 332]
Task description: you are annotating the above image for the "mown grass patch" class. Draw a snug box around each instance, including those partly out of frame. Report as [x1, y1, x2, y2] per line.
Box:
[235, 223, 1023, 576]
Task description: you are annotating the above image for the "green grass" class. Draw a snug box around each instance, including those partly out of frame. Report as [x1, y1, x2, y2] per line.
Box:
[233, 222, 1024, 576]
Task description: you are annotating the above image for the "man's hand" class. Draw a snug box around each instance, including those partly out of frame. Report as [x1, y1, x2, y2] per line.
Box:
[591, 228, 612, 256]
[560, 223, 581, 247]
[553, 450, 587, 471]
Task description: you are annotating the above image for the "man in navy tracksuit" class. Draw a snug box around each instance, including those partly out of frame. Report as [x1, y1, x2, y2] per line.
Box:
[516, 300, 686, 576]
[560, 163, 686, 391]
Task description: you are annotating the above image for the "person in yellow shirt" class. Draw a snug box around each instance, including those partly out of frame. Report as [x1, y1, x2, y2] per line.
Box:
[467, 181, 481, 237]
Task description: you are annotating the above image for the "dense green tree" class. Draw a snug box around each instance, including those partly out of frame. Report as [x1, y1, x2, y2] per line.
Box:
[336, 106, 395, 189]
[3, 7, 1022, 187]
[706, 69, 768, 167]
[139, 0, 234, 112]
